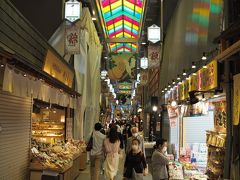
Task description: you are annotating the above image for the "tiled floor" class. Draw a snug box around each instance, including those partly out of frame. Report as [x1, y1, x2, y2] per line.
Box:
[77, 157, 153, 180]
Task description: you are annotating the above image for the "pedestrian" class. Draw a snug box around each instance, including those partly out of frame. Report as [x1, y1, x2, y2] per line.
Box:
[103, 127, 121, 180]
[126, 127, 145, 156]
[90, 122, 106, 180]
[151, 138, 170, 180]
[123, 138, 148, 180]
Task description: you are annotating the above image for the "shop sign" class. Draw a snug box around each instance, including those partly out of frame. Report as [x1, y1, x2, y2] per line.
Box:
[148, 45, 160, 68]
[118, 89, 132, 94]
[140, 71, 148, 85]
[65, 25, 80, 54]
[167, 105, 178, 128]
[65, 0, 82, 22]
[189, 74, 198, 91]
[118, 82, 132, 90]
[233, 74, 240, 125]
[179, 83, 184, 101]
[43, 50, 74, 88]
[198, 60, 218, 91]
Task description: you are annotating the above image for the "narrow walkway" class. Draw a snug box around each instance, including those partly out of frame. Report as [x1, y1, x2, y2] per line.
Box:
[77, 156, 153, 180]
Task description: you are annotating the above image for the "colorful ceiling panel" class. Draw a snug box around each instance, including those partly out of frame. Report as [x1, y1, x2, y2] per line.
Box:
[98, 0, 145, 52]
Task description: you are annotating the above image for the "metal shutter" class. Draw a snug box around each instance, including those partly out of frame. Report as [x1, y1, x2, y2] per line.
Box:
[0, 91, 32, 180]
[183, 111, 214, 145]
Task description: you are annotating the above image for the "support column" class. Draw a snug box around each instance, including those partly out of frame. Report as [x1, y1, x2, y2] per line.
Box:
[223, 61, 233, 179]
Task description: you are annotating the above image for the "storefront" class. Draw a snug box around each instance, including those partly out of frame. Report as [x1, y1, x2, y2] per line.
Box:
[162, 59, 227, 179]
[0, 1, 87, 179]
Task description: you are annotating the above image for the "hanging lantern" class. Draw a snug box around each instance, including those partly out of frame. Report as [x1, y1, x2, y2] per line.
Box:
[148, 24, 161, 43]
[101, 70, 108, 80]
[65, 0, 82, 22]
[140, 57, 148, 69]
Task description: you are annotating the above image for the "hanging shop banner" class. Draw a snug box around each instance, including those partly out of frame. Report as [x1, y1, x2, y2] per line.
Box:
[148, 45, 160, 68]
[167, 105, 178, 128]
[233, 74, 240, 125]
[118, 82, 132, 90]
[108, 53, 136, 80]
[43, 50, 74, 88]
[140, 71, 148, 85]
[198, 60, 218, 91]
[65, 25, 80, 54]
[189, 74, 198, 91]
[213, 101, 227, 133]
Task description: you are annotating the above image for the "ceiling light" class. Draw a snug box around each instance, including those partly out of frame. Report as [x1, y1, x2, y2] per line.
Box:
[141, 42, 146, 45]
[165, 87, 167, 91]
[192, 72, 197, 76]
[152, 106, 158, 112]
[92, 10, 95, 15]
[203, 64, 207, 69]
[178, 81, 182, 85]
[183, 70, 187, 76]
[186, 77, 190, 80]
[177, 75, 181, 80]
[92, 17, 97, 21]
[0, 64, 4, 68]
[192, 62, 196, 69]
[23, 74, 27, 77]
[104, 56, 108, 59]
[172, 80, 176, 85]
[202, 52, 207, 60]
[162, 90, 164, 93]
[168, 84, 171, 88]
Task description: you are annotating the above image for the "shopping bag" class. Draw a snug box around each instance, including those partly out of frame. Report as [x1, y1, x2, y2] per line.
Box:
[132, 168, 143, 180]
[86, 133, 93, 151]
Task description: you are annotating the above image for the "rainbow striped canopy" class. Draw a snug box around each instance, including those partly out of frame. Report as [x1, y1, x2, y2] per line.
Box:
[97, 0, 145, 52]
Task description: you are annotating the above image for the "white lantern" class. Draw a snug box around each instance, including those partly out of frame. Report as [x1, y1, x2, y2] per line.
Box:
[140, 57, 148, 69]
[65, 0, 81, 22]
[148, 24, 161, 43]
[101, 70, 108, 80]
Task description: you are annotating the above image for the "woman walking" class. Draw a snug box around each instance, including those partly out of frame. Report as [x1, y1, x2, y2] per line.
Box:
[123, 138, 148, 180]
[103, 127, 121, 180]
[151, 138, 170, 180]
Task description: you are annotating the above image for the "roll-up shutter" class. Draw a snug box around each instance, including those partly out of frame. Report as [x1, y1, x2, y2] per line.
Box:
[0, 91, 32, 180]
[183, 111, 214, 146]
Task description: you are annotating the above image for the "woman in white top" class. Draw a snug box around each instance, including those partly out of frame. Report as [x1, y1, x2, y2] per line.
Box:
[103, 127, 120, 180]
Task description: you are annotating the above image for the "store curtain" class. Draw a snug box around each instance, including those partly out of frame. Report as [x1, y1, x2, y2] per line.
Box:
[2, 65, 76, 109]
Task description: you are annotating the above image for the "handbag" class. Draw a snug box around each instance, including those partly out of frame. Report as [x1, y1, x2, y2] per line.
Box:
[132, 168, 143, 180]
[86, 133, 93, 151]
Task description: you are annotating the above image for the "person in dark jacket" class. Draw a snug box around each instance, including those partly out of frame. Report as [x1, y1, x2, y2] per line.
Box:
[124, 138, 148, 180]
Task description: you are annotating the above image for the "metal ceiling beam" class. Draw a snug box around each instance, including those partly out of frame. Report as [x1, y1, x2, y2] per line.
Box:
[106, 38, 139, 43]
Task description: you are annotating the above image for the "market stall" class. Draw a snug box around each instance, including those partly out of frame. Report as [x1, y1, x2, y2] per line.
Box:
[29, 139, 86, 180]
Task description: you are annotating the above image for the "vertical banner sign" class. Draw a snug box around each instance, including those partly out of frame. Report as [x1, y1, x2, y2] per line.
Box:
[148, 45, 160, 68]
[167, 105, 178, 128]
[65, 25, 80, 54]
[66, 118, 73, 139]
[140, 71, 148, 85]
[233, 74, 240, 125]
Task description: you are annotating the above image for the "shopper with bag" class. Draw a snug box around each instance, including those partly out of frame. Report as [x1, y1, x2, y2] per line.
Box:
[123, 138, 148, 180]
[103, 127, 121, 180]
[151, 138, 170, 180]
[88, 123, 106, 180]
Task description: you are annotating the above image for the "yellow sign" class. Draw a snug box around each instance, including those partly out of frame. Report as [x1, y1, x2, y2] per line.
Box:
[189, 74, 198, 91]
[198, 60, 218, 91]
[178, 60, 218, 100]
[43, 50, 74, 88]
[233, 74, 240, 125]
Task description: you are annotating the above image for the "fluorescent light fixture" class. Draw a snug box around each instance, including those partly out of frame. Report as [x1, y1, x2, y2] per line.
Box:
[192, 72, 197, 76]
[141, 42, 146, 45]
[183, 70, 187, 76]
[177, 75, 181, 80]
[203, 64, 207, 69]
[92, 17, 97, 21]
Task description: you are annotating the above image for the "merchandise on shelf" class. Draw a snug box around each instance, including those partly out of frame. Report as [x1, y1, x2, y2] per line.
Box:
[206, 130, 226, 179]
[168, 162, 184, 180]
[30, 139, 86, 172]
